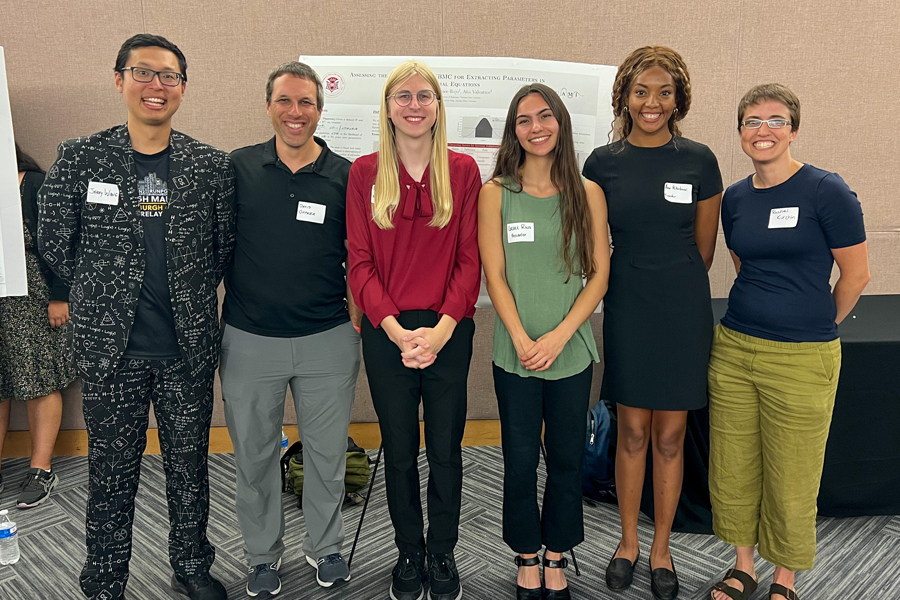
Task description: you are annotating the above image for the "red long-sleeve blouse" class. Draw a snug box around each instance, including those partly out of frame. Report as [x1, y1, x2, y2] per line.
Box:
[346, 150, 481, 328]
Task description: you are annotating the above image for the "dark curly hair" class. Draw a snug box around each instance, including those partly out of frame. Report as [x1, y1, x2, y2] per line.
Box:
[610, 46, 692, 142]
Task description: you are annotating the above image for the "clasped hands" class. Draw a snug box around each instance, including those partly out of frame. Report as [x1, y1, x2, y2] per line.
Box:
[515, 328, 570, 372]
[384, 315, 456, 370]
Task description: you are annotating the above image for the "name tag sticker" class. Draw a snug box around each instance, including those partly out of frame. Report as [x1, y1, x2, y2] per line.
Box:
[664, 182, 693, 204]
[296, 201, 326, 224]
[507, 222, 534, 243]
[768, 207, 799, 229]
[86, 181, 119, 205]
[371, 186, 375, 204]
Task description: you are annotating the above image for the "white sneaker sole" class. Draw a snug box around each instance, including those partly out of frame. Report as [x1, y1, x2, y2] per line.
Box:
[247, 557, 282, 597]
[428, 582, 463, 600]
[305, 554, 351, 587]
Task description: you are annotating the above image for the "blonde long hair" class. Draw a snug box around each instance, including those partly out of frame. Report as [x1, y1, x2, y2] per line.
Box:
[373, 61, 453, 229]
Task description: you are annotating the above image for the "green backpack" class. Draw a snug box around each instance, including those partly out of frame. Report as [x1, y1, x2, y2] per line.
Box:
[281, 437, 371, 506]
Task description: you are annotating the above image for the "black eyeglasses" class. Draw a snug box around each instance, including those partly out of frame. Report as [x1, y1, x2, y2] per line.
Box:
[120, 66, 185, 86]
[388, 90, 437, 107]
[741, 118, 791, 129]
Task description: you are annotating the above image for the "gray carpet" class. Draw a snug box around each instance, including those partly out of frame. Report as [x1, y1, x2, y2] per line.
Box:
[0, 447, 898, 599]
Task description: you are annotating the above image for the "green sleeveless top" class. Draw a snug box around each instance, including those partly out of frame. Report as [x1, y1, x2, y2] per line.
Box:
[492, 181, 600, 380]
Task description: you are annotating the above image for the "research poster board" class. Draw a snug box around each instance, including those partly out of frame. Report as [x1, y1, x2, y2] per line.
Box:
[0, 47, 28, 297]
[300, 56, 617, 309]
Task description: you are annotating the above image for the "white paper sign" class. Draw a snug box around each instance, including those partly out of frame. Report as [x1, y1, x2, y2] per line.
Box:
[296, 201, 326, 224]
[86, 181, 120, 205]
[768, 207, 799, 229]
[0, 47, 28, 297]
[507, 222, 534, 243]
[664, 182, 693, 204]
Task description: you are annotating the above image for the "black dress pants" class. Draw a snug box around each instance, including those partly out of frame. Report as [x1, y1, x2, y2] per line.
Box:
[361, 311, 474, 555]
[493, 363, 592, 553]
[80, 358, 216, 600]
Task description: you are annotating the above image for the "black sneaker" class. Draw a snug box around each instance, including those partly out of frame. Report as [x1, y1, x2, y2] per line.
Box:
[391, 550, 428, 600]
[170, 572, 227, 600]
[17, 467, 59, 508]
[427, 552, 462, 600]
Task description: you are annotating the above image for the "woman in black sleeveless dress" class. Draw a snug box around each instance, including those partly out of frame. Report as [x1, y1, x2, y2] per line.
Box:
[583, 46, 723, 600]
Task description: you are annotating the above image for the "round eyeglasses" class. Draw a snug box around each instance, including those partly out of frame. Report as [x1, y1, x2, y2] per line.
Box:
[741, 118, 791, 129]
[120, 66, 185, 87]
[388, 90, 437, 107]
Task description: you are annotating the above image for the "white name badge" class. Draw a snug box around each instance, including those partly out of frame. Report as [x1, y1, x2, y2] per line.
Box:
[371, 186, 375, 204]
[507, 222, 534, 243]
[86, 181, 120, 205]
[664, 182, 693, 204]
[768, 207, 799, 229]
[296, 201, 326, 224]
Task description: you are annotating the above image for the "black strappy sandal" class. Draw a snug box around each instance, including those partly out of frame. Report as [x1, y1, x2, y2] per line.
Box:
[769, 583, 799, 600]
[541, 554, 571, 600]
[710, 568, 759, 600]
[514, 555, 542, 600]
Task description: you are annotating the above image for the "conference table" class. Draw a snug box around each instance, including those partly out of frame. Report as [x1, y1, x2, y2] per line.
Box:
[617, 295, 900, 533]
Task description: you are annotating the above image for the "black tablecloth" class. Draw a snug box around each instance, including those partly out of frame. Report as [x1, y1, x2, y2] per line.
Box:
[605, 295, 900, 534]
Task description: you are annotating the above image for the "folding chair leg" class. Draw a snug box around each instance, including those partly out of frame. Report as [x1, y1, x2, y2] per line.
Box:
[348, 443, 383, 569]
[539, 440, 581, 577]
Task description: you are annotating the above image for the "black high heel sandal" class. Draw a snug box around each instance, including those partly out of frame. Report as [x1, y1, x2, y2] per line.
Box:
[541, 554, 570, 600]
[514, 555, 542, 600]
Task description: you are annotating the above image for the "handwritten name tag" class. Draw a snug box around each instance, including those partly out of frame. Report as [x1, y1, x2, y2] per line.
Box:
[87, 181, 120, 205]
[664, 182, 693, 204]
[296, 201, 326, 224]
[768, 207, 799, 229]
[507, 222, 534, 243]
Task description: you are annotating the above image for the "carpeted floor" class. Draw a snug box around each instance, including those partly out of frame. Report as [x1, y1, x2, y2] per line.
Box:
[0, 447, 898, 599]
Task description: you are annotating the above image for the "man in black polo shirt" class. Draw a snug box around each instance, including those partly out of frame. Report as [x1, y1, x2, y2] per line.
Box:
[221, 61, 361, 597]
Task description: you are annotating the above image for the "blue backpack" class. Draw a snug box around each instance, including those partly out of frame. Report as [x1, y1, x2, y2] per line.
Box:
[582, 400, 617, 502]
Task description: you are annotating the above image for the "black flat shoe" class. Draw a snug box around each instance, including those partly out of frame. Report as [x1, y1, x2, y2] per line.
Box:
[514, 555, 542, 600]
[649, 556, 679, 600]
[541, 554, 570, 600]
[605, 545, 639, 591]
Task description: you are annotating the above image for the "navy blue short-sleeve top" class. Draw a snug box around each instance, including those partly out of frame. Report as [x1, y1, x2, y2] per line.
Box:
[721, 164, 866, 343]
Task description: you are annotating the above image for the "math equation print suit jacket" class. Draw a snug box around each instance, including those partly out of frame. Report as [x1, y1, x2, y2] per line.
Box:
[37, 124, 236, 384]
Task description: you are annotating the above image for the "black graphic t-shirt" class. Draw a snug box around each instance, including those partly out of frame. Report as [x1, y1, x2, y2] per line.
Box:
[123, 147, 181, 359]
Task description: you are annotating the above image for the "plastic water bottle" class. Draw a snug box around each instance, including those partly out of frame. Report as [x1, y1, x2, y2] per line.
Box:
[0, 509, 20, 565]
[281, 430, 289, 457]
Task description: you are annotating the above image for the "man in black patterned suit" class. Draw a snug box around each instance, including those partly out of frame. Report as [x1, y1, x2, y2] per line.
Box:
[37, 34, 234, 600]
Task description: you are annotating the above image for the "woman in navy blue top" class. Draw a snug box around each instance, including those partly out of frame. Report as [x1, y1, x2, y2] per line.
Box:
[708, 84, 869, 600]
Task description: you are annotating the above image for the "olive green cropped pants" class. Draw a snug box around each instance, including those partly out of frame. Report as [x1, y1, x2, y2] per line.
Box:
[707, 325, 841, 571]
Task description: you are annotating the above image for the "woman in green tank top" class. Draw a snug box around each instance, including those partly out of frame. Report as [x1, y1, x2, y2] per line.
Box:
[478, 84, 610, 600]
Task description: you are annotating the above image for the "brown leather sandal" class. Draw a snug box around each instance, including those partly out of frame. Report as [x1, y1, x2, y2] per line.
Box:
[710, 568, 759, 600]
[769, 583, 799, 600]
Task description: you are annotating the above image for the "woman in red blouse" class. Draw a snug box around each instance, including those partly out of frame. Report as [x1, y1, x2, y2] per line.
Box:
[346, 60, 481, 600]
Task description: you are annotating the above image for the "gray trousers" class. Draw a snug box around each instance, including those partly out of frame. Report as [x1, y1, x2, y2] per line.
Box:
[220, 321, 360, 565]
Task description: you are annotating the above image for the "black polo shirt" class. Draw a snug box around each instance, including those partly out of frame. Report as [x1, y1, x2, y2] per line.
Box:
[223, 137, 352, 337]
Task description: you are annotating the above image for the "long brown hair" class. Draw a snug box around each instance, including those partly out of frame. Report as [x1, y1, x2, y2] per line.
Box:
[492, 83, 595, 281]
[610, 46, 692, 142]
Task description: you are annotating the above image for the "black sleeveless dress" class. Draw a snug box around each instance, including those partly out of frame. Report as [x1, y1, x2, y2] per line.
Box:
[583, 137, 722, 410]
